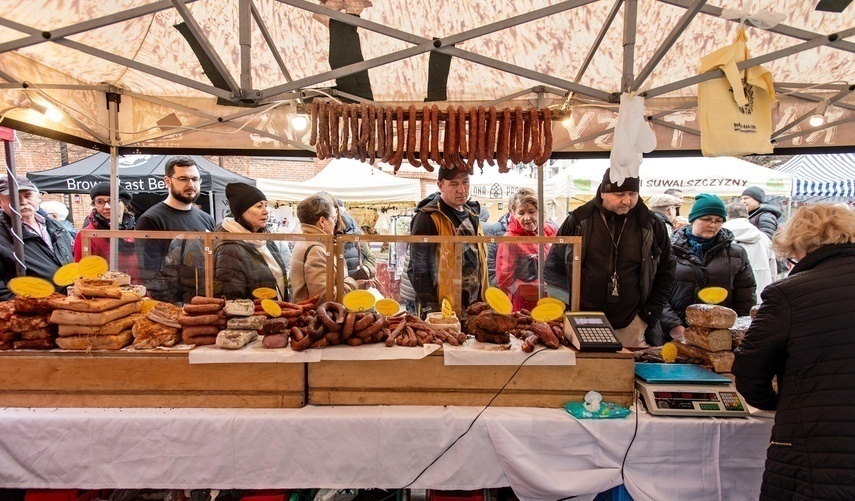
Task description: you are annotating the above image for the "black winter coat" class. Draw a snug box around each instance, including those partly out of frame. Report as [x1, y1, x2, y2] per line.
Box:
[660, 226, 756, 332]
[748, 203, 781, 240]
[733, 243, 855, 500]
[213, 237, 290, 300]
[0, 213, 74, 300]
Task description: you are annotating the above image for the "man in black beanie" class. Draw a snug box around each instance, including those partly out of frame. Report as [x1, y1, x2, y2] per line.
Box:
[740, 186, 781, 240]
[545, 168, 676, 347]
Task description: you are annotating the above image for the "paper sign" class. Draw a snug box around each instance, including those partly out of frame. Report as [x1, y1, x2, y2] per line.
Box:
[53, 262, 81, 286]
[698, 286, 728, 305]
[375, 298, 401, 316]
[441, 297, 453, 318]
[531, 302, 565, 323]
[484, 287, 512, 315]
[8, 277, 55, 298]
[253, 287, 278, 299]
[537, 297, 566, 308]
[343, 289, 375, 312]
[78, 255, 109, 278]
[261, 298, 282, 317]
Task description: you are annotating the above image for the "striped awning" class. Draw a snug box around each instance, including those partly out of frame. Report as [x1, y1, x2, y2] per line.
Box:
[776, 154, 855, 199]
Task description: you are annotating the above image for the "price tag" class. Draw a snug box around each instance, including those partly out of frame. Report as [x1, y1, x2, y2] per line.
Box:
[8, 277, 55, 298]
[661, 342, 678, 363]
[441, 297, 453, 318]
[484, 287, 512, 315]
[53, 262, 81, 286]
[261, 298, 282, 317]
[531, 302, 565, 323]
[343, 289, 376, 312]
[253, 287, 278, 299]
[537, 297, 566, 308]
[78, 255, 109, 278]
[698, 286, 728, 305]
[375, 298, 401, 316]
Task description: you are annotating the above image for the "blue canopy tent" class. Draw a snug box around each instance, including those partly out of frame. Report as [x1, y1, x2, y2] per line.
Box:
[777, 154, 855, 201]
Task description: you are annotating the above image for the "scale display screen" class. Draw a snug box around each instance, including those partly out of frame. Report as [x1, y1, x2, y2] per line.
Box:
[575, 317, 604, 325]
[654, 391, 718, 401]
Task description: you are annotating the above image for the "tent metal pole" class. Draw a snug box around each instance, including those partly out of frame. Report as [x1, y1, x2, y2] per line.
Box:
[785, 91, 855, 112]
[108, 96, 120, 269]
[772, 86, 855, 138]
[3, 138, 26, 276]
[621, 0, 637, 94]
[536, 90, 548, 298]
[773, 115, 855, 144]
[239, 0, 253, 93]
[648, 118, 700, 136]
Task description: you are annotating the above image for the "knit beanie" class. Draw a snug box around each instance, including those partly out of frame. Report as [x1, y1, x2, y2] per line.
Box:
[226, 182, 266, 218]
[89, 182, 132, 204]
[600, 168, 640, 193]
[741, 186, 765, 204]
[688, 193, 727, 222]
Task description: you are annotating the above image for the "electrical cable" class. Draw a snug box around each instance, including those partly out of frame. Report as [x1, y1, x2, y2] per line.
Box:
[402, 347, 550, 489]
[620, 387, 641, 484]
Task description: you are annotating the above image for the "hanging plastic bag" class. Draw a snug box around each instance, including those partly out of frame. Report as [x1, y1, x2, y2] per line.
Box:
[698, 28, 776, 156]
[610, 92, 656, 183]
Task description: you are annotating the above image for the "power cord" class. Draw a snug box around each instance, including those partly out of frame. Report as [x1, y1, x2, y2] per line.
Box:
[620, 387, 641, 484]
[402, 347, 550, 488]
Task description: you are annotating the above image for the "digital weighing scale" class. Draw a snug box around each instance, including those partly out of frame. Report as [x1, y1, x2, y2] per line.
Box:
[635, 363, 749, 417]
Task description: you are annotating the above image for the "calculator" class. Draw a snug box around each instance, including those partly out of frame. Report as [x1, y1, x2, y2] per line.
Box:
[563, 312, 623, 352]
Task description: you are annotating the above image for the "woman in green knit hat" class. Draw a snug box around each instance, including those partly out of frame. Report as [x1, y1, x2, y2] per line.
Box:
[659, 193, 757, 342]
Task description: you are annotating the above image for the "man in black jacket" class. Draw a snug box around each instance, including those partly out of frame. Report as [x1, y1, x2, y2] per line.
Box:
[740, 186, 781, 240]
[545, 169, 676, 347]
[0, 175, 74, 299]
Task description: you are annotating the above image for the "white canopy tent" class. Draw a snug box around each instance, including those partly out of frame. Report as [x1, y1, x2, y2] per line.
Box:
[547, 157, 793, 199]
[467, 166, 567, 203]
[256, 158, 421, 203]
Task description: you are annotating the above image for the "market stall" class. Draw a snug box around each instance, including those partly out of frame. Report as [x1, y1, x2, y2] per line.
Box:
[776, 153, 855, 201]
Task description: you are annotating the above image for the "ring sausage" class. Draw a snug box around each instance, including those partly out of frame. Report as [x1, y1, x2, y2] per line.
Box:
[317, 100, 328, 159]
[382, 108, 394, 163]
[511, 106, 524, 165]
[521, 108, 532, 164]
[497, 107, 511, 171]
[535, 107, 553, 165]
[309, 99, 319, 147]
[467, 107, 477, 172]
[485, 106, 497, 166]
[349, 103, 360, 158]
[358, 103, 370, 161]
[316, 302, 343, 332]
[444, 105, 456, 170]
[376, 106, 386, 163]
[406, 104, 421, 167]
[420, 105, 433, 171]
[430, 104, 443, 168]
[390, 106, 405, 171]
[367, 104, 376, 165]
[352, 313, 374, 332]
[342, 311, 356, 339]
[476, 106, 486, 169]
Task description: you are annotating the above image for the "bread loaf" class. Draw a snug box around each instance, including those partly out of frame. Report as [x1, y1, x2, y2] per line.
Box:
[674, 341, 734, 373]
[55, 331, 133, 350]
[131, 318, 180, 349]
[73, 279, 122, 299]
[685, 304, 737, 329]
[14, 293, 64, 314]
[50, 301, 141, 326]
[57, 314, 143, 336]
[683, 326, 732, 352]
[730, 316, 752, 347]
[216, 329, 258, 349]
[48, 292, 141, 313]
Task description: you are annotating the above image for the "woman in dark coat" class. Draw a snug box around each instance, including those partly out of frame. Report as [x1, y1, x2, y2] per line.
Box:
[659, 193, 756, 342]
[214, 183, 289, 300]
[733, 204, 855, 500]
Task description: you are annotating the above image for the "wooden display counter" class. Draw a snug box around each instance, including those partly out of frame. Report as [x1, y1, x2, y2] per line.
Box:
[308, 350, 634, 407]
[0, 350, 306, 408]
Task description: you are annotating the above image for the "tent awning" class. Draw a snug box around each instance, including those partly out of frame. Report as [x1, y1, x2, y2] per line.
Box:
[256, 159, 421, 203]
[547, 157, 792, 198]
[776, 154, 855, 199]
[26, 153, 255, 194]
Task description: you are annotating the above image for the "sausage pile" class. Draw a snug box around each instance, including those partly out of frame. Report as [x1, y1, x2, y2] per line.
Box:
[464, 302, 568, 351]
[386, 313, 467, 347]
[309, 101, 553, 172]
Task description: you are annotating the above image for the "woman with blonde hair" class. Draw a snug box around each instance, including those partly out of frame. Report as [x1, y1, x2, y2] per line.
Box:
[495, 190, 556, 311]
[733, 204, 855, 500]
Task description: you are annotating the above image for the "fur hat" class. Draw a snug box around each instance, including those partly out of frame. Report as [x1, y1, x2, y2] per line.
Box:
[600, 168, 640, 193]
[741, 186, 766, 204]
[688, 193, 727, 222]
[226, 182, 266, 218]
[89, 182, 132, 204]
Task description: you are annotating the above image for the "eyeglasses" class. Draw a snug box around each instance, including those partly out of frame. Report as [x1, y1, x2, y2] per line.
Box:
[697, 216, 725, 225]
[93, 198, 112, 207]
[170, 176, 202, 184]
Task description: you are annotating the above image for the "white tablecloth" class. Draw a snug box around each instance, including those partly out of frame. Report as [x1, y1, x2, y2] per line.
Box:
[0, 405, 773, 500]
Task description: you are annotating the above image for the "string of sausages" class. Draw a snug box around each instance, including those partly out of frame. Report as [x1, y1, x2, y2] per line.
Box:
[309, 101, 553, 173]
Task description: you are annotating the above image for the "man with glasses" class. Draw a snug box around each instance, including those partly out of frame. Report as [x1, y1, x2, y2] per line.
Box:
[660, 193, 756, 343]
[135, 156, 214, 301]
[545, 168, 676, 347]
[0, 175, 74, 299]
